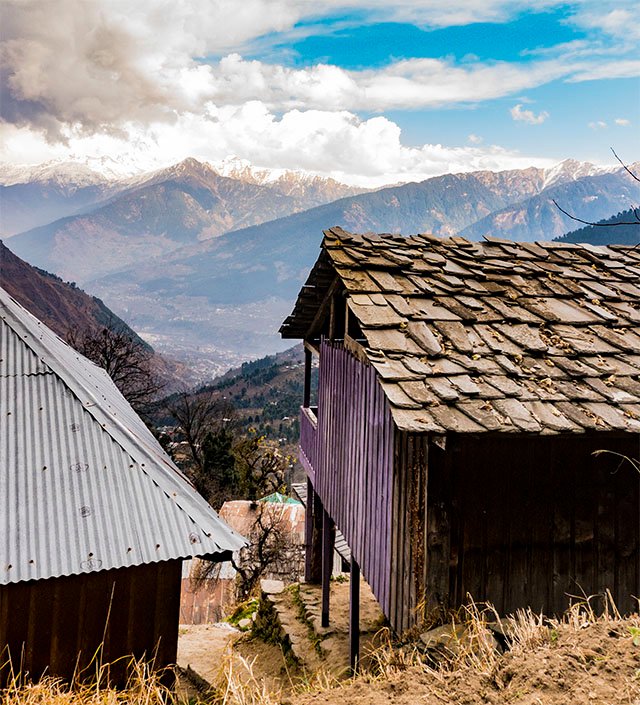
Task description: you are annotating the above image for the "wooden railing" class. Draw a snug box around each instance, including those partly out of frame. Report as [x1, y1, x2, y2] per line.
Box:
[299, 405, 318, 481]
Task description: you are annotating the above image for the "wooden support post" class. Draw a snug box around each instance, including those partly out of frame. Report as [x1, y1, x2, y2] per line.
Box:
[304, 478, 314, 582]
[321, 507, 335, 628]
[328, 294, 336, 340]
[309, 491, 323, 584]
[349, 557, 360, 674]
[303, 346, 312, 408]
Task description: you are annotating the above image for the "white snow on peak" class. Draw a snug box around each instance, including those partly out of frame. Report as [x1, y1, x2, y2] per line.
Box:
[0, 161, 106, 188]
[541, 159, 615, 191]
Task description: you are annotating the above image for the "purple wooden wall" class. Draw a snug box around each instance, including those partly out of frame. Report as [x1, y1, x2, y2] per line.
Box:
[313, 341, 395, 616]
[299, 406, 317, 483]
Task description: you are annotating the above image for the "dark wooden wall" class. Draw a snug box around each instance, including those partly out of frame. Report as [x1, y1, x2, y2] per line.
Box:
[315, 341, 395, 616]
[393, 432, 640, 632]
[389, 433, 429, 633]
[0, 560, 182, 686]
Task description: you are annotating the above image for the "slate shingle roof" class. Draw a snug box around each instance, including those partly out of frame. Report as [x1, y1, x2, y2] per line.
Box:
[281, 227, 640, 434]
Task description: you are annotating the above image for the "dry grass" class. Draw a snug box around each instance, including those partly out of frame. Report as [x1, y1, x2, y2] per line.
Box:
[1, 660, 176, 704]
[5, 593, 640, 705]
[366, 590, 639, 681]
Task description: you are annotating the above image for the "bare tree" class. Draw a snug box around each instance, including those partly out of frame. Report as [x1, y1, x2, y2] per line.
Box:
[233, 433, 289, 501]
[192, 501, 300, 601]
[166, 389, 236, 474]
[67, 319, 163, 416]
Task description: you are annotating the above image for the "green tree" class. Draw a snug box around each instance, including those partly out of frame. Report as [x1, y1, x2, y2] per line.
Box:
[200, 427, 239, 508]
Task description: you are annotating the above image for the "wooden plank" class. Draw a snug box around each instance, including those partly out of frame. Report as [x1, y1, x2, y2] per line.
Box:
[321, 506, 335, 627]
[304, 478, 314, 582]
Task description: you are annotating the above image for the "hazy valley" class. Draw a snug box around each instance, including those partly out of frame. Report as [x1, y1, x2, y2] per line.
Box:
[2, 156, 638, 380]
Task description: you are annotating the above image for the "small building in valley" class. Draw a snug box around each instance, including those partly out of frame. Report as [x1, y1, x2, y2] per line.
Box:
[0, 286, 245, 685]
[281, 228, 640, 650]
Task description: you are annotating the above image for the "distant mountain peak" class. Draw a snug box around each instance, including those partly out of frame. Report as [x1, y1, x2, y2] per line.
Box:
[0, 160, 110, 188]
[541, 159, 612, 190]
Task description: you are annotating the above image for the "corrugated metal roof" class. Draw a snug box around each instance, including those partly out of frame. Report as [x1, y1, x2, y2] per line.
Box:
[0, 287, 246, 585]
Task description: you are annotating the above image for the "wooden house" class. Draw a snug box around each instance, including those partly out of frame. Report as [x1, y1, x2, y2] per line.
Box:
[0, 287, 245, 685]
[281, 228, 640, 659]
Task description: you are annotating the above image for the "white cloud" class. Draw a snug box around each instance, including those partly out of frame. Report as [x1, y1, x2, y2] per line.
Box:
[569, 6, 640, 43]
[0, 0, 635, 186]
[510, 104, 549, 125]
[0, 108, 558, 187]
[615, 118, 631, 126]
[568, 59, 640, 82]
[588, 121, 607, 129]
[467, 134, 483, 144]
[1, 0, 637, 141]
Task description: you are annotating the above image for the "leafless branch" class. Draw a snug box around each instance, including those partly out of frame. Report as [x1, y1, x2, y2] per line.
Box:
[611, 147, 640, 183]
[552, 149, 640, 231]
[166, 389, 235, 473]
[67, 318, 164, 416]
[551, 199, 640, 227]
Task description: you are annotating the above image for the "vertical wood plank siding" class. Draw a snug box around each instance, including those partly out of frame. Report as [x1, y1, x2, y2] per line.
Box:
[313, 341, 395, 616]
[299, 406, 317, 482]
[0, 560, 182, 686]
[393, 432, 640, 632]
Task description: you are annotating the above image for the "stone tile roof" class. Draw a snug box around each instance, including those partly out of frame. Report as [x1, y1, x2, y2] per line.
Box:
[281, 227, 640, 434]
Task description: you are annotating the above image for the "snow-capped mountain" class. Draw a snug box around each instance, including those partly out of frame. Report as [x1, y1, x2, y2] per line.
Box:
[0, 161, 111, 189]
[3, 154, 637, 373]
[0, 156, 365, 239]
[540, 159, 615, 190]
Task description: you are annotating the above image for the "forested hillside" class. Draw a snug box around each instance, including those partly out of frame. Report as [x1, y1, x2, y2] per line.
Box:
[554, 209, 640, 245]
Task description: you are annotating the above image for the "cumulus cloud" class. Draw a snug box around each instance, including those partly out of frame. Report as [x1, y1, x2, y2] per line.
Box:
[467, 134, 483, 144]
[510, 104, 549, 125]
[1, 0, 637, 140]
[588, 121, 607, 129]
[615, 118, 631, 126]
[0, 107, 557, 187]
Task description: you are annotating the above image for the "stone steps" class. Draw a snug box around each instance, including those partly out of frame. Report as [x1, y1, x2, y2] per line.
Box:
[257, 578, 386, 677]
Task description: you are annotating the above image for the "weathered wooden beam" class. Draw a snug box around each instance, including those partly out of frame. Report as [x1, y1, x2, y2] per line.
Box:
[344, 333, 370, 366]
[321, 507, 335, 627]
[349, 557, 360, 674]
[303, 347, 312, 408]
[307, 277, 340, 339]
[304, 478, 314, 582]
[304, 339, 320, 355]
[309, 491, 323, 584]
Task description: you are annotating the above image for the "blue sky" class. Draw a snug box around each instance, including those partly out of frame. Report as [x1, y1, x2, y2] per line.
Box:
[1, 1, 638, 184]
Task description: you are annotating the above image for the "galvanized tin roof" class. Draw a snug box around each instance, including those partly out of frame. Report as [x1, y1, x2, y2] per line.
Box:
[0, 287, 246, 586]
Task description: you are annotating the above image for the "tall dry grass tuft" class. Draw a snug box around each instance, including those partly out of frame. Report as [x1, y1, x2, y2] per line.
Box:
[364, 591, 640, 685]
[210, 654, 281, 705]
[1, 660, 176, 705]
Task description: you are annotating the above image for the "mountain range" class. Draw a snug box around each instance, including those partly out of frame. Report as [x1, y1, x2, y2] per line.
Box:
[0, 158, 364, 244]
[2, 156, 638, 379]
[0, 241, 195, 388]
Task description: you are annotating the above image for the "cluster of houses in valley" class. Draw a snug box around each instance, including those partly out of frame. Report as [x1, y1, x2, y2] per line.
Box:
[2, 227, 640, 682]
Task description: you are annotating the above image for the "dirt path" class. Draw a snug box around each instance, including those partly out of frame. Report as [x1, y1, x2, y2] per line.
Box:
[177, 622, 296, 695]
[177, 623, 239, 684]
